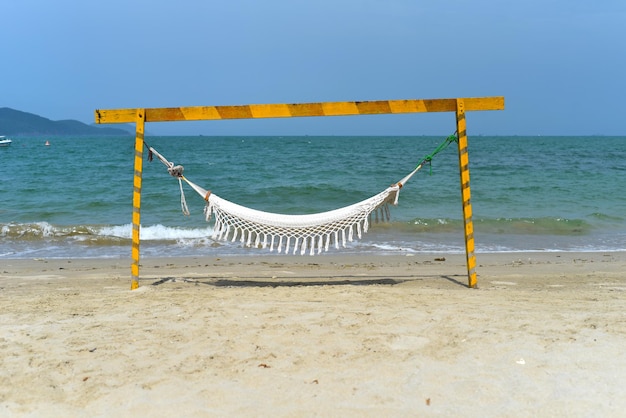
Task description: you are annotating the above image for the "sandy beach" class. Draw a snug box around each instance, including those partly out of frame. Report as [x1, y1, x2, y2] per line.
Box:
[1, 252, 625, 417]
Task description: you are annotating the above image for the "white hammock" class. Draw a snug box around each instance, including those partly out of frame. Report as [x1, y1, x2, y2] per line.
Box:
[148, 136, 455, 255]
[183, 173, 410, 255]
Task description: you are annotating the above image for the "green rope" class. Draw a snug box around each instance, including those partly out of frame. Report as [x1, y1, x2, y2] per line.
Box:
[417, 133, 458, 175]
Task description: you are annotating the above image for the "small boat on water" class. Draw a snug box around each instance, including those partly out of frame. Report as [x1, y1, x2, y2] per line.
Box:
[0, 136, 12, 147]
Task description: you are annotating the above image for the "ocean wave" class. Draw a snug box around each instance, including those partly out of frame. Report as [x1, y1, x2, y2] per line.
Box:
[0, 218, 598, 245]
[0, 222, 97, 240]
[476, 217, 591, 235]
[98, 224, 215, 241]
[588, 212, 625, 222]
[0, 222, 215, 243]
[1, 220, 624, 259]
[386, 217, 594, 235]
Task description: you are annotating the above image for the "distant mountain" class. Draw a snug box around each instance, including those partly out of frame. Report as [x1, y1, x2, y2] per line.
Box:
[0, 107, 130, 136]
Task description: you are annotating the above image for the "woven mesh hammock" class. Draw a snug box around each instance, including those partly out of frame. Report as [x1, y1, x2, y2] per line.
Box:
[148, 135, 456, 255]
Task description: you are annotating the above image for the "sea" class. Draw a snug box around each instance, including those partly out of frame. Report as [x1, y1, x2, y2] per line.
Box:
[1, 135, 625, 259]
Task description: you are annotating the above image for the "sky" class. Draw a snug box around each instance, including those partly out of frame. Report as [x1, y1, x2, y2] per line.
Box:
[2, 0, 625, 136]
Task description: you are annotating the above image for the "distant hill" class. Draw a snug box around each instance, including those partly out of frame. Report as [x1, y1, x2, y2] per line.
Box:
[0, 107, 131, 136]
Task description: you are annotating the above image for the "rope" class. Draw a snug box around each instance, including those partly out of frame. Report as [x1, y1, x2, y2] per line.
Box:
[147, 145, 190, 215]
[418, 133, 458, 175]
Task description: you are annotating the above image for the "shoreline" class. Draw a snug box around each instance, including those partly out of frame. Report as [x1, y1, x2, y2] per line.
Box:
[2, 250, 625, 284]
[2, 251, 625, 416]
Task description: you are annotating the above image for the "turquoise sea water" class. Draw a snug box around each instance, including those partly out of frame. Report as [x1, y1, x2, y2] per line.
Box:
[1, 135, 625, 259]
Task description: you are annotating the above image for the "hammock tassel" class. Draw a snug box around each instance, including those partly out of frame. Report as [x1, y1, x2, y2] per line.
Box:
[293, 237, 299, 255]
[300, 238, 307, 256]
[204, 203, 213, 223]
[178, 178, 190, 216]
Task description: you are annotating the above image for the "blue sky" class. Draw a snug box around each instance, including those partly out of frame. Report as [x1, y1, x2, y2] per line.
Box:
[2, 0, 624, 135]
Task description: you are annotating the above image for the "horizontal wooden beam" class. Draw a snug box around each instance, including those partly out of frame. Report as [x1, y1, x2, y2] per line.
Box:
[95, 96, 504, 124]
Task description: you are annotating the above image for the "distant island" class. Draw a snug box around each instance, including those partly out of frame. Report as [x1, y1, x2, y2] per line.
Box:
[0, 107, 132, 136]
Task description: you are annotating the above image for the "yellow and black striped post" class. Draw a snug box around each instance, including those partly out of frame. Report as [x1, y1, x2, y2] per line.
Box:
[455, 99, 477, 288]
[130, 109, 145, 290]
[95, 97, 503, 289]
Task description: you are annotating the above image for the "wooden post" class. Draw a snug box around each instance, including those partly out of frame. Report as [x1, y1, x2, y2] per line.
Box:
[455, 99, 477, 288]
[130, 109, 145, 290]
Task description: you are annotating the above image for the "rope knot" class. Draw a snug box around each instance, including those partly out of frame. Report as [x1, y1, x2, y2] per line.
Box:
[168, 165, 184, 178]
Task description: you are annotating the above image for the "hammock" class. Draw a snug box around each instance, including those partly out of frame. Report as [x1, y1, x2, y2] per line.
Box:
[148, 135, 457, 255]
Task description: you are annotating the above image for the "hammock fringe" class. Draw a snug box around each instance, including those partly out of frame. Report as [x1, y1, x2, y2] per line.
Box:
[200, 185, 398, 254]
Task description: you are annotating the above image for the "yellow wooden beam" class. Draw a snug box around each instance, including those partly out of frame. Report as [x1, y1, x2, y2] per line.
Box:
[95, 96, 504, 124]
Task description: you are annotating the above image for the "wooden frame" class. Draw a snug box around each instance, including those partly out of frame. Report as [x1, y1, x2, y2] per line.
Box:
[95, 96, 504, 289]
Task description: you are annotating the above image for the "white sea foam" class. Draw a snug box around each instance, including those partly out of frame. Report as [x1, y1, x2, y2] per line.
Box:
[98, 224, 215, 241]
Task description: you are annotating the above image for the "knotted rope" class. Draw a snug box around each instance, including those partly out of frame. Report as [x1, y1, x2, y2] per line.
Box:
[148, 147, 190, 216]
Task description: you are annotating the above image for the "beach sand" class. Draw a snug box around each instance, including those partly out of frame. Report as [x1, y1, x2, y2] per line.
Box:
[1, 252, 625, 417]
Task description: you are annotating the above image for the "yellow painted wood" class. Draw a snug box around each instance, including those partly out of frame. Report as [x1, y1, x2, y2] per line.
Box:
[130, 109, 145, 290]
[95, 95, 504, 290]
[455, 99, 477, 288]
[94, 97, 504, 124]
